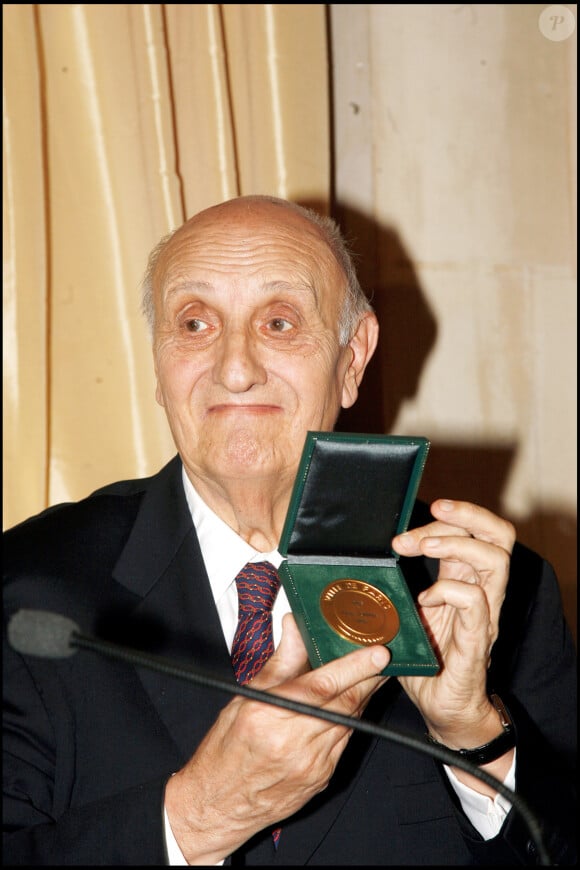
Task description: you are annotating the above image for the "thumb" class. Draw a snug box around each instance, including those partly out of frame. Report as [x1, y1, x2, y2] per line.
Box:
[251, 613, 311, 690]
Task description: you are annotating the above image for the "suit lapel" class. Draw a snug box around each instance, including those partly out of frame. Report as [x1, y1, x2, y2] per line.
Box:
[111, 457, 237, 761]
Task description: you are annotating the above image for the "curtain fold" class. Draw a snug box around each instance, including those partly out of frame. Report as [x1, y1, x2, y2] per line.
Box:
[3, 5, 49, 521]
[2, 3, 331, 529]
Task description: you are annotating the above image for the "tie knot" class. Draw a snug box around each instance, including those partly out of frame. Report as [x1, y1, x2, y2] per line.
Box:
[235, 561, 280, 613]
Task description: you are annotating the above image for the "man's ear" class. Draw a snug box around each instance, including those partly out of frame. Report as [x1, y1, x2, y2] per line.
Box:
[153, 349, 165, 408]
[155, 379, 165, 408]
[341, 311, 379, 409]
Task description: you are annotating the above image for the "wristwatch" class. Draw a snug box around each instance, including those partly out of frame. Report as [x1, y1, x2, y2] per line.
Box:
[425, 694, 516, 766]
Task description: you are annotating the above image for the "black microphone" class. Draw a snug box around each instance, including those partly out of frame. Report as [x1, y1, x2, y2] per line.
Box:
[7, 608, 552, 865]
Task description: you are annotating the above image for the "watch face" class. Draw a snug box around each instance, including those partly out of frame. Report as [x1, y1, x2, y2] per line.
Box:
[490, 693, 512, 729]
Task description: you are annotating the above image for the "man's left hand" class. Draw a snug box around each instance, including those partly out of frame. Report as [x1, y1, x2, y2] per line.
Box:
[392, 498, 515, 752]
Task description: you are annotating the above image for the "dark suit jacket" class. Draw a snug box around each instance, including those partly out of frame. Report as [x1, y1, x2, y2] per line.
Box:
[3, 456, 577, 865]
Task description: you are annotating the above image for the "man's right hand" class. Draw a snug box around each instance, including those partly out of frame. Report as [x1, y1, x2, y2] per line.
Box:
[164, 614, 389, 865]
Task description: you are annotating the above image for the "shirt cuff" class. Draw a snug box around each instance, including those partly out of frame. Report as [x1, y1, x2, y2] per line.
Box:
[164, 806, 189, 866]
[444, 750, 517, 840]
[164, 806, 226, 866]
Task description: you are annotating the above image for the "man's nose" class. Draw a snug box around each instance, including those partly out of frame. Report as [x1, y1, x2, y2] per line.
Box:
[213, 325, 267, 392]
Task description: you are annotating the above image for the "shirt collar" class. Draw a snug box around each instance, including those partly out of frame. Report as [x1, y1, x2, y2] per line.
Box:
[181, 465, 281, 603]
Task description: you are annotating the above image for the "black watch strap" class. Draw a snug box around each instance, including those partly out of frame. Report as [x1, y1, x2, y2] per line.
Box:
[425, 694, 516, 766]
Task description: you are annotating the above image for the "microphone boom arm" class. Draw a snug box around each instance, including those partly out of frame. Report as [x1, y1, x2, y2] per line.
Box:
[71, 630, 550, 865]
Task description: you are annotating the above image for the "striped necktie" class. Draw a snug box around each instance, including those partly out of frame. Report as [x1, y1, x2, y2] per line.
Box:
[231, 560, 282, 847]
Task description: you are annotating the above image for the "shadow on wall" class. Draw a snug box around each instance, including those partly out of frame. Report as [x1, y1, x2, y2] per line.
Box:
[419, 442, 577, 645]
[298, 200, 577, 644]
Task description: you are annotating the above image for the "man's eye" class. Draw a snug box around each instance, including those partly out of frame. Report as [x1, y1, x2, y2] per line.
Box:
[184, 318, 208, 333]
[268, 318, 293, 332]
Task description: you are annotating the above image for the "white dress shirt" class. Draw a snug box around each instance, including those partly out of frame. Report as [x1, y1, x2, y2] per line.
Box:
[164, 468, 515, 863]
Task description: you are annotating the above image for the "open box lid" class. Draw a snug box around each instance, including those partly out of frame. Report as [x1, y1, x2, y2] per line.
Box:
[279, 432, 430, 560]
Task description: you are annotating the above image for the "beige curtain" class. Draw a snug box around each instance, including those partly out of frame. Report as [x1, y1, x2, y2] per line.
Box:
[3, 4, 330, 528]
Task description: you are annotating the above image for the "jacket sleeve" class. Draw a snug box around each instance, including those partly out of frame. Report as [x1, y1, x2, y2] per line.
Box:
[457, 546, 577, 865]
[2, 632, 171, 866]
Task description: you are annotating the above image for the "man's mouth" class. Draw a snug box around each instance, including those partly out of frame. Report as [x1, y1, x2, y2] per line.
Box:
[208, 403, 283, 415]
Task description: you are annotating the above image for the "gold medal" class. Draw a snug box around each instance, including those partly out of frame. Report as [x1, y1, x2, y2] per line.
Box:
[320, 578, 400, 645]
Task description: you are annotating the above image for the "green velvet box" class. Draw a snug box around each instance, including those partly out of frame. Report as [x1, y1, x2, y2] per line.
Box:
[278, 432, 439, 676]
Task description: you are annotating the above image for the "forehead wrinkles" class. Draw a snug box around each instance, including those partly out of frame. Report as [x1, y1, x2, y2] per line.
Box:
[155, 221, 341, 299]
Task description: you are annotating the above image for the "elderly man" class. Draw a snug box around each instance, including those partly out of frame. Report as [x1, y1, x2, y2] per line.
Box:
[3, 196, 576, 865]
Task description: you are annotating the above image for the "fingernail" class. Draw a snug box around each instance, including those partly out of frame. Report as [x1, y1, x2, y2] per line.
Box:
[439, 499, 454, 511]
[423, 537, 441, 550]
[371, 648, 389, 670]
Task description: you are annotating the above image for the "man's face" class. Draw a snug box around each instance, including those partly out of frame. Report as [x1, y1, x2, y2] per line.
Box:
[152, 200, 371, 495]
